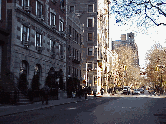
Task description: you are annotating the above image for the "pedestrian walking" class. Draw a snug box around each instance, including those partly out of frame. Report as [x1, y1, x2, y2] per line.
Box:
[14, 89, 18, 104]
[72, 91, 75, 98]
[28, 88, 33, 103]
[41, 85, 50, 105]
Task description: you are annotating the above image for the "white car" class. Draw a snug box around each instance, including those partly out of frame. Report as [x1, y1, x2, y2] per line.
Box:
[132, 89, 140, 95]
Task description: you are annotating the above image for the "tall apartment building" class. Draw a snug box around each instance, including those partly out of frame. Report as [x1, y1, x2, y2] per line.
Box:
[66, 1, 83, 97]
[112, 32, 139, 67]
[67, 0, 110, 93]
[4, 0, 67, 92]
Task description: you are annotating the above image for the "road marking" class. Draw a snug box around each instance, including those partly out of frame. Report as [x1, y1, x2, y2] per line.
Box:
[67, 107, 77, 110]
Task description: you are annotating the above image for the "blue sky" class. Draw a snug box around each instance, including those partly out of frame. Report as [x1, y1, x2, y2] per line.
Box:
[109, 14, 166, 69]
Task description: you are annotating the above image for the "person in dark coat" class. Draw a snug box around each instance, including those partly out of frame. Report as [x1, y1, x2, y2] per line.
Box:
[28, 88, 33, 103]
[14, 89, 18, 104]
[41, 85, 50, 105]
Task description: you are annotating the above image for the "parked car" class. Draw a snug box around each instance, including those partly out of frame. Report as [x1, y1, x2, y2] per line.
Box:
[148, 88, 154, 94]
[132, 89, 140, 95]
[138, 88, 144, 94]
[123, 86, 130, 95]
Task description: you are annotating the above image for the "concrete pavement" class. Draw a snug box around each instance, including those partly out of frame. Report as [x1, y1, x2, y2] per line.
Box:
[0, 90, 165, 117]
[0, 94, 102, 117]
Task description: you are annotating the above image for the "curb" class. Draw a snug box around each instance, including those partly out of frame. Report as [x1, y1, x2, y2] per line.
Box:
[0, 97, 97, 117]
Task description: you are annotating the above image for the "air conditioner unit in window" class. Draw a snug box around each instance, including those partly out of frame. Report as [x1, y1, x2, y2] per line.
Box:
[24, 40, 29, 47]
[75, 13, 81, 17]
[61, 6, 65, 10]
[59, 31, 65, 36]
[38, 15, 44, 21]
[52, 25, 57, 30]
[24, 6, 32, 12]
[37, 46, 42, 53]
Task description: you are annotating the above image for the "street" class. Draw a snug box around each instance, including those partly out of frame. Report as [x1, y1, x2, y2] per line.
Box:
[0, 92, 165, 124]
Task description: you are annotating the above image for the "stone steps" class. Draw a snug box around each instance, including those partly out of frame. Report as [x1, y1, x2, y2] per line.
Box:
[58, 90, 67, 99]
[17, 92, 31, 105]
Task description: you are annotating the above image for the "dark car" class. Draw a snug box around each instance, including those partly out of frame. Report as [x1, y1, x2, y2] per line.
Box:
[138, 88, 144, 94]
[132, 89, 140, 95]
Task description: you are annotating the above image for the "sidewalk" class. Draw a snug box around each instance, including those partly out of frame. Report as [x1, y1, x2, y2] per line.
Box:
[0, 94, 102, 117]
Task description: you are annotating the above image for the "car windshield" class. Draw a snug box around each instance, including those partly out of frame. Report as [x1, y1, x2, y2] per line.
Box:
[124, 87, 127, 89]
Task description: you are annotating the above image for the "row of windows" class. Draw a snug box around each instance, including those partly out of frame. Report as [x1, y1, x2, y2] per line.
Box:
[87, 62, 97, 70]
[68, 66, 81, 77]
[20, 24, 63, 54]
[69, 4, 94, 13]
[21, 0, 64, 32]
[68, 25, 81, 44]
[72, 48, 81, 60]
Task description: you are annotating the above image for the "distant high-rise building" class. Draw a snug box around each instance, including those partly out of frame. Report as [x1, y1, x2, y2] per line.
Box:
[112, 32, 139, 66]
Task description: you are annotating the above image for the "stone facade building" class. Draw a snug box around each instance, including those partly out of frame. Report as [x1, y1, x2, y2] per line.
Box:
[5, 0, 67, 90]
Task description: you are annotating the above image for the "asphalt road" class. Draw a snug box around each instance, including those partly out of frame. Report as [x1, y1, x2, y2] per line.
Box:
[0, 94, 165, 124]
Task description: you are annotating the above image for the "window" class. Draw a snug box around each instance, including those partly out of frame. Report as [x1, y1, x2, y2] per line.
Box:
[73, 48, 75, 58]
[75, 30, 77, 41]
[77, 51, 78, 60]
[60, 0, 65, 9]
[88, 47, 93, 56]
[77, 33, 79, 43]
[73, 28, 74, 39]
[21, 25, 30, 43]
[35, 32, 42, 48]
[0, 0, 1, 20]
[70, 6, 74, 13]
[88, 5, 93, 12]
[22, 0, 29, 7]
[50, 12, 56, 26]
[36, 1, 43, 17]
[50, 39, 55, 52]
[59, 19, 63, 31]
[87, 62, 92, 69]
[72, 67, 74, 75]
[77, 69, 78, 76]
[75, 49, 77, 60]
[87, 18, 94, 27]
[69, 25, 71, 34]
[88, 33, 93, 41]
[68, 66, 70, 75]
[59, 44, 63, 55]
[80, 34, 81, 43]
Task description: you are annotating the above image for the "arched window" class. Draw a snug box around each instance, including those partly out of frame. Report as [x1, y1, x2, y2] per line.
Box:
[35, 64, 42, 83]
[20, 60, 29, 78]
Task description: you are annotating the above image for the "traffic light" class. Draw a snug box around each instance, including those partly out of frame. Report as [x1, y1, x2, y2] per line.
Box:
[155, 66, 159, 71]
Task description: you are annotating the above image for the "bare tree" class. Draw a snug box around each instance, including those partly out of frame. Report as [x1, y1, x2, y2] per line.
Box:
[110, 0, 166, 27]
[145, 43, 166, 89]
[113, 45, 140, 87]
